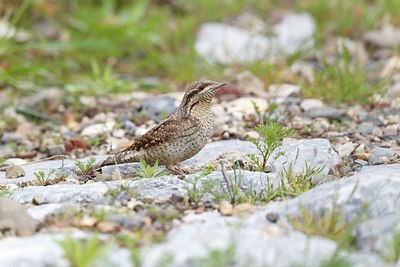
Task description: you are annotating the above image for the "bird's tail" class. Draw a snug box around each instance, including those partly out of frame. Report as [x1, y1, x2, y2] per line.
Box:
[90, 150, 141, 171]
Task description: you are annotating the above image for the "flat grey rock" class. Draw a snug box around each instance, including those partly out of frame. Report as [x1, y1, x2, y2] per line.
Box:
[270, 138, 341, 174]
[10, 181, 118, 204]
[248, 164, 400, 254]
[9, 170, 279, 205]
[0, 155, 107, 185]
[142, 212, 387, 267]
[27, 203, 66, 222]
[304, 107, 347, 120]
[0, 197, 39, 235]
[0, 232, 132, 267]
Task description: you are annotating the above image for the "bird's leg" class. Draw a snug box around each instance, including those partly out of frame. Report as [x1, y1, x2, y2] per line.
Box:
[166, 164, 189, 178]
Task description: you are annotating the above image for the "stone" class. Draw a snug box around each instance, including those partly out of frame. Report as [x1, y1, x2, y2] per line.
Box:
[195, 12, 315, 64]
[142, 211, 385, 267]
[46, 145, 66, 156]
[0, 197, 39, 235]
[0, 156, 103, 185]
[223, 97, 268, 115]
[300, 99, 324, 111]
[0, 232, 132, 267]
[0, 145, 15, 159]
[1, 132, 24, 143]
[5, 165, 25, 179]
[108, 215, 145, 229]
[27, 203, 65, 222]
[3, 158, 27, 166]
[337, 142, 357, 158]
[23, 87, 63, 112]
[10, 181, 113, 204]
[140, 96, 177, 122]
[195, 23, 270, 64]
[358, 122, 375, 136]
[268, 84, 301, 98]
[304, 107, 347, 120]
[269, 139, 341, 174]
[81, 121, 115, 137]
[368, 147, 395, 165]
[364, 25, 400, 48]
[234, 71, 266, 97]
[219, 201, 233, 216]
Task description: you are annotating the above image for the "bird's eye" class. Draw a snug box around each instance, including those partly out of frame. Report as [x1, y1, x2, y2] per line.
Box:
[198, 84, 207, 90]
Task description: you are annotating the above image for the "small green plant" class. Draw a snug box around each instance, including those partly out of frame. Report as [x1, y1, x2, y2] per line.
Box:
[189, 243, 236, 267]
[33, 169, 56, 186]
[58, 234, 113, 267]
[185, 175, 207, 206]
[202, 163, 214, 176]
[301, 47, 387, 104]
[287, 200, 365, 249]
[383, 231, 400, 262]
[277, 162, 324, 197]
[247, 121, 295, 172]
[319, 255, 351, 267]
[134, 159, 166, 179]
[0, 186, 12, 197]
[74, 158, 96, 176]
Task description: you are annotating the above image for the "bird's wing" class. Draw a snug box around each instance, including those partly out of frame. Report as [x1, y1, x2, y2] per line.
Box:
[124, 116, 201, 151]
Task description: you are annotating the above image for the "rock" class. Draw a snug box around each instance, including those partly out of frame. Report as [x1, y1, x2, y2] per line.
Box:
[304, 107, 347, 120]
[140, 96, 177, 122]
[112, 129, 125, 138]
[234, 71, 266, 97]
[354, 144, 369, 161]
[24, 87, 63, 112]
[358, 122, 375, 136]
[364, 25, 400, 48]
[182, 140, 258, 167]
[5, 165, 25, 179]
[27, 203, 65, 222]
[300, 99, 324, 111]
[268, 84, 301, 98]
[219, 201, 233, 216]
[368, 147, 395, 165]
[143, 211, 385, 267]
[223, 97, 268, 115]
[337, 142, 357, 158]
[0, 156, 104, 185]
[0, 232, 132, 267]
[108, 215, 145, 229]
[81, 121, 115, 137]
[46, 144, 66, 156]
[3, 158, 27, 166]
[272, 12, 315, 55]
[0, 197, 39, 235]
[96, 221, 121, 233]
[0, 145, 15, 159]
[1, 132, 24, 143]
[269, 139, 341, 174]
[134, 127, 148, 138]
[195, 23, 270, 64]
[195, 12, 314, 64]
[10, 181, 113, 204]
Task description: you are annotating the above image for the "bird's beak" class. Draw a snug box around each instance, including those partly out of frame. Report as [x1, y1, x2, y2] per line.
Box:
[208, 82, 227, 92]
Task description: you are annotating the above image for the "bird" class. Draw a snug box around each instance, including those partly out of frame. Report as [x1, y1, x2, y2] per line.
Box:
[89, 80, 227, 175]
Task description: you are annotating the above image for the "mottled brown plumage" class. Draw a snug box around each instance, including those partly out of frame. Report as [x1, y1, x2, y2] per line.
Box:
[91, 80, 227, 174]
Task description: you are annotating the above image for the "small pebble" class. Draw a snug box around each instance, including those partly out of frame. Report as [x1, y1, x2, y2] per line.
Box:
[5, 165, 25, 179]
[219, 201, 233, 216]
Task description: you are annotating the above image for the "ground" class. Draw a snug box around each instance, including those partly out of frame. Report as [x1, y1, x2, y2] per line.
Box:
[0, 1, 400, 267]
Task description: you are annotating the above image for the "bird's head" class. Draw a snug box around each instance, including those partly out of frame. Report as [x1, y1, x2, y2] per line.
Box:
[178, 80, 226, 115]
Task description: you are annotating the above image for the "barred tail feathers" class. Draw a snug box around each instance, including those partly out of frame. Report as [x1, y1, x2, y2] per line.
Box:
[92, 151, 141, 170]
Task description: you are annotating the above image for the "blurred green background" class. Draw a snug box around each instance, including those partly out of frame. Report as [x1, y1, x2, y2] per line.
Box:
[0, 0, 399, 98]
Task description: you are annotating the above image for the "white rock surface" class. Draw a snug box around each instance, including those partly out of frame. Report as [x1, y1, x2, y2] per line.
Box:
[195, 12, 315, 64]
